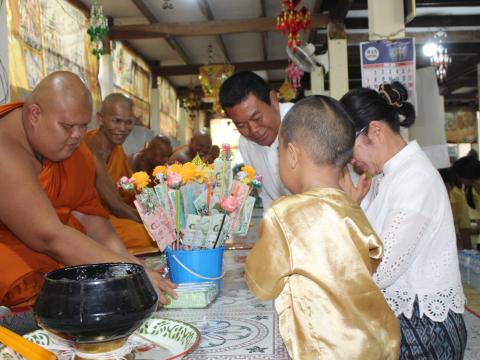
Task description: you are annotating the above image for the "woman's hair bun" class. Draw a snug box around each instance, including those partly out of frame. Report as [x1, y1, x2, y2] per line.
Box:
[378, 81, 415, 128]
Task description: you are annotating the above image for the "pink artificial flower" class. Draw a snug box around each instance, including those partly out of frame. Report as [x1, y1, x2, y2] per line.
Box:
[167, 172, 182, 188]
[222, 144, 231, 153]
[220, 195, 238, 213]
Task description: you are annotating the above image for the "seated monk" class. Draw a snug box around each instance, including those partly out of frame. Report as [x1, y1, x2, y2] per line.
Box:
[129, 134, 173, 173]
[169, 130, 212, 164]
[0, 71, 176, 307]
[203, 144, 220, 164]
[84, 93, 155, 252]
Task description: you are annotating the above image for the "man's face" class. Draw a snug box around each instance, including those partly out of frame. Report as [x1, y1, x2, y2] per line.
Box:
[31, 102, 91, 162]
[190, 135, 212, 157]
[98, 102, 135, 145]
[224, 92, 281, 147]
[147, 141, 172, 166]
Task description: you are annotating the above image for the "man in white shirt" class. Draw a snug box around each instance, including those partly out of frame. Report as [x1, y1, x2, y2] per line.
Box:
[219, 71, 294, 210]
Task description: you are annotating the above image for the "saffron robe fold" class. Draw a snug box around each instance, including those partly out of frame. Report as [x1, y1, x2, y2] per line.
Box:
[245, 188, 400, 360]
[85, 129, 155, 251]
[0, 102, 109, 306]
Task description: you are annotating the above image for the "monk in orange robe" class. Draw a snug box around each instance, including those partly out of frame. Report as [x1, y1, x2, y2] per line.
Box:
[84, 94, 155, 253]
[169, 130, 212, 164]
[0, 72, 176, 307]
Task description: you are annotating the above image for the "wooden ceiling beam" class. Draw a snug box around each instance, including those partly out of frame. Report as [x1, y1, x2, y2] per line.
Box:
[130, 0, 190, 64]
[345, 15, 480, 29]
[308, 0, 324, 45]
[155, 60, 289, 76]
[64, 0, 89, 16]
[197, 0, 230, 63]
[314, 30, 480, 46]
[260, 0, 268, 60]
[327, 0, 354, 39]
[154, 60, 364, 76]
[110, 14, 329, 39]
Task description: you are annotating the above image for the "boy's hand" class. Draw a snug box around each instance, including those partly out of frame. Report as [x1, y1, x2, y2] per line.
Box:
[339, 167, 372, 204]
[145, 268, 178, 305]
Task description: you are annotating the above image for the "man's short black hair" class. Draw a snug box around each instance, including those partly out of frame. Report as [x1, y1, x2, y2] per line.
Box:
[280, 95, 355, 167]
[219, 71, 271, 109]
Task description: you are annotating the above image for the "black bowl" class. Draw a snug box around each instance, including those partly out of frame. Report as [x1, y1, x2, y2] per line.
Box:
[34, 263, 158, 344]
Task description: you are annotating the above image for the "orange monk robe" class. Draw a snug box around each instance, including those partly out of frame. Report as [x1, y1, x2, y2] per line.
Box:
[85, 129, 155, 252]
[0, 103, 110, 306]
[85, 129, 135, 203]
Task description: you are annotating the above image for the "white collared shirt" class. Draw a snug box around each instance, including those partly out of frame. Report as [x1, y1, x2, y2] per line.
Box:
[362, 141, 465, 321]
[239, 102, 294, 210]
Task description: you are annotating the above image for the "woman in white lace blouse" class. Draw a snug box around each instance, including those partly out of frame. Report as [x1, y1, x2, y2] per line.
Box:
[340, 82, 466, 359]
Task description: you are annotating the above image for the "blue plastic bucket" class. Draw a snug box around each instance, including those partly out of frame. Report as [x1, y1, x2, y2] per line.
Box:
[166, 247, 225, 289]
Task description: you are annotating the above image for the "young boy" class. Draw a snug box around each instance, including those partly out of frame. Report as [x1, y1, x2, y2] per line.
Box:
[245, 96, 400, 359]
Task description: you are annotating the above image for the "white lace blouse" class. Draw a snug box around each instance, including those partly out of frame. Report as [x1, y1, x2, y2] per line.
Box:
[361, 141, 465, 321]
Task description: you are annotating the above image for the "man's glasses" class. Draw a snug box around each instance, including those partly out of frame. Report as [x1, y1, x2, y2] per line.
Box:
[355, 124, 369, 138]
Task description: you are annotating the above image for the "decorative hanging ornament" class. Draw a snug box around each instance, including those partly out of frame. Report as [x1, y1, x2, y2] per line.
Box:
[430, 31, 452, 83]
[285, 62, 304, 90]
[162, 0, 174, 10]
[182, 81, 201, 122]
[87, 0, 109, 58]
[276, 0, 311, 52]
[278, 80, 296, 102]
[198, 64, 235, 114]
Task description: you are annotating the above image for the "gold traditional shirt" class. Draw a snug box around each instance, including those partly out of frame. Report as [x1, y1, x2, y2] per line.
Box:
[245, 188, 400, 360]
[450, 186, 471, 231]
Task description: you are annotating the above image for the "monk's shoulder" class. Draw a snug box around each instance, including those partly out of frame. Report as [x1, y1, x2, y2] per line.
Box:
[83, 136, 110, 163]
[0, 125, 38, 171]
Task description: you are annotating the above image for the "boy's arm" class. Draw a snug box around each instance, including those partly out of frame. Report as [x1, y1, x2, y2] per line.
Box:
[245, 208, 292, 300]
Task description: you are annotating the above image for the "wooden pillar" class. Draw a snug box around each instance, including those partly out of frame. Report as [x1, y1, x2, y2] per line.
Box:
[367, 0, 407, 139]
[368, 0, 405, 40]
[328, 38, 349, 99]
[309, 67, 325, 96]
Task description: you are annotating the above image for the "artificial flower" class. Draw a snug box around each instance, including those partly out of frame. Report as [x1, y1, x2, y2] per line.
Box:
[252, 175, 263, 189]
[131, 171, 151, 190]
[220, 195, 238, 213]
[167, 171, 182, 188]
[152, 165, 167, 178]
[236, 171, 247, 181]
[181, 162, 201, 183]
[241, 165, 256, 180]
[168, 163, 183, 175]
[117, 176, 134, 190]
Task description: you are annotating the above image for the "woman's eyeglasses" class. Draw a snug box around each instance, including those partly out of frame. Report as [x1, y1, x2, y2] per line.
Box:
[355, 124, 369, 138]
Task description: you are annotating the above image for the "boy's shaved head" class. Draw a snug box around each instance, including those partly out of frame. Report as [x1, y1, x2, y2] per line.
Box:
[280, 96, 355, 167]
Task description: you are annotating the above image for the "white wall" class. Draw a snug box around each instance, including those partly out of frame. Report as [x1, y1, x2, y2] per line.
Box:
[0, 0, 10, 104]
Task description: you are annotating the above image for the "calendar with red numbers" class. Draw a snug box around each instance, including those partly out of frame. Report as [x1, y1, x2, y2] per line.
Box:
[360, 38, 417, 109]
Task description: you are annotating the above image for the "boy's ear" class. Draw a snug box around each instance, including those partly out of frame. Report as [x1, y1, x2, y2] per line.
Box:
[287, 142, 299, 169]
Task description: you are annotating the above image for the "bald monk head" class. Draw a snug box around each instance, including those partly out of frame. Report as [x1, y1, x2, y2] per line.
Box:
[189, 130, 212, 158]
[146, 135, 172, 166]
[169, 130, 212, 164]
[97, 93, 136, 146]
[22, 71, 92, 162]
[130, 135, 172, 173]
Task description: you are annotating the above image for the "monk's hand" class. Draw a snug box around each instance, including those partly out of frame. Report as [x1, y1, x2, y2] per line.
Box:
[339, 167, 372, 204]
[145, 268, 178, 305]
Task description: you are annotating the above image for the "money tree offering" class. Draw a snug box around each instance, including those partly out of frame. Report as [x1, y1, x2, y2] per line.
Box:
[118, 145, 262, 252]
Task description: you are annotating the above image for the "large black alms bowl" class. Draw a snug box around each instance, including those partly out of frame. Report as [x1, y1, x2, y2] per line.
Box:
[34, 263, 158, 344]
